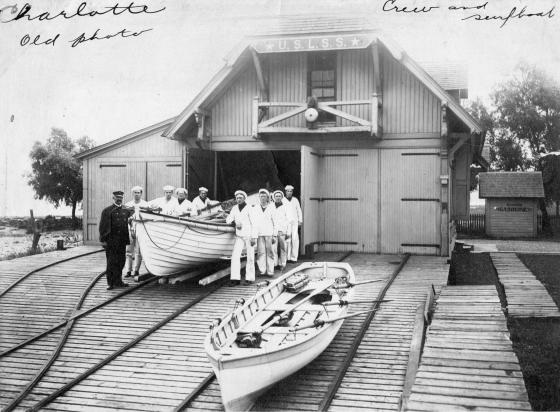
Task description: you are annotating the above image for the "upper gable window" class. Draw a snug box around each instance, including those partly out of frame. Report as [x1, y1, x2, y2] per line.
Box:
[308, 52, 336, 123]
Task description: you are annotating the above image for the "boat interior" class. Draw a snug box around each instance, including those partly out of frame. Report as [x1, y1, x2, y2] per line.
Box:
[209, 263, 353, 353]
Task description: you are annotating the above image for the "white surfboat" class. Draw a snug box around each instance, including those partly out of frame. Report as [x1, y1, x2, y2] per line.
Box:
[134, 211, 236, 277]
[206, 262, 356, 411]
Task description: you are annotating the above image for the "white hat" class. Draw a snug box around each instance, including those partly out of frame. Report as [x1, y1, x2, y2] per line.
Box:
[131, 186, 143, 193]
[273, 190, 284, 198]
[163, 185, 175, 191]
[258, 188, 270, 196]
[285, 185, 294, 190]
[175, 187, 188, 196]
[234, 190, 247, 199]
[199, 187, 209, 193]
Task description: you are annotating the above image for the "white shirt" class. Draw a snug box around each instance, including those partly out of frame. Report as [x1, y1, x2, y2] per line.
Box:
[282, 196, 303, 225]
[252, 203, 275, 236]
[271, 201, 290, 234]
[149, 196, 179, 216]
[193, 196, 222, 214]
[125, 199, 149, 215]
[172, 199, 196, 217]
[226, 203, 257, 238]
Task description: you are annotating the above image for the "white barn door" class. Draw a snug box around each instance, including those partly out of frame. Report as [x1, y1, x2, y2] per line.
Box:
[300, 146, 323, 254]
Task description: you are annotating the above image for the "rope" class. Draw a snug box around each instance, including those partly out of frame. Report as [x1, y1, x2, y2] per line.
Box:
[139, 214, 190, 251]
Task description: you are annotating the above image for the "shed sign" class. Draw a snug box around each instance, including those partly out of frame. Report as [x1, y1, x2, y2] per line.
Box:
[252, 34, 373, 53]
[493, 206, 531, 212]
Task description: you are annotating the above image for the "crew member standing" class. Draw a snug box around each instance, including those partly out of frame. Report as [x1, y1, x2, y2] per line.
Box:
[271, 190, 290, 271]
[192, 187, 221, 215]
[124, 186, 149, 278]
[226, 190, 257, 285]
[99, 190, 133, 290]
[172, 188, 196, 217]
[253, 189, 276, 276]
[282, 185, 303, 262]
[149, 185, 178, 215]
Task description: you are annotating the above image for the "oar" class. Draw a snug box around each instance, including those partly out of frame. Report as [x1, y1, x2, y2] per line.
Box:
[291, 309, 378, 332]
[322, 299, 391, 307]
[334, 278, 385, 288]
[253, 279, 336, 334]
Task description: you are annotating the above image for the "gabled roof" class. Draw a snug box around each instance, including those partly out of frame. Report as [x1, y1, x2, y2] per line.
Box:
[163, 23, 482, 139]
[75, 117, 176, 160]
[479, 172, 545, 198]
[419, 61, 468, 92]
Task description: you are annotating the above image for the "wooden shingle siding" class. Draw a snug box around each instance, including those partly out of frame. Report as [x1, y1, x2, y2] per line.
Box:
[210, 63, 258, 137]
[267, 53, 307, 127]
[383, 53, 441, 135]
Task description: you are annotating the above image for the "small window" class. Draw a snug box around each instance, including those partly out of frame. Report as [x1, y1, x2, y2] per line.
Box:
[308, 52, 337, 124]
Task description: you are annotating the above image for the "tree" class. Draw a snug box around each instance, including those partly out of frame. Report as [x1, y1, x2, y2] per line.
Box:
[466, 98, 495, 190]
[27, 128, 95, 219]
[490, 63, 560, 170]
[537, 153, 560, 233]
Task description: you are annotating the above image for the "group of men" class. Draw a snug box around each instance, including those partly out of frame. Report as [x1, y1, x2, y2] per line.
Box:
[226, 185, 302, 286]
[99, 184, 302, 289]
[99, 186, 221, 290]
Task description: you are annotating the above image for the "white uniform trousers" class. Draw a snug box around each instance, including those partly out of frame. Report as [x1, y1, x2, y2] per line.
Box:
[257, 236, 275, 275]
[273, 234, 288, 269]
[125, 236, 142, 273]
[231, 236, 255, 281]
[286, 224, 300, 261]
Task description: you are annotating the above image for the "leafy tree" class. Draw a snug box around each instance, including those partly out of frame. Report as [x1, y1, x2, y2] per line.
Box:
[466, 98, 495, 190]
[490, 63, 560, 170]
[537, 152, 560, 233]
[27, 128, 95, 220]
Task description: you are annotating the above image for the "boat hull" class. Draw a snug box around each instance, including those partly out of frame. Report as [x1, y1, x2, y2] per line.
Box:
[206, 262, 355, 411]
[134, 212, 236, 276]
[210, 318, 345, 411]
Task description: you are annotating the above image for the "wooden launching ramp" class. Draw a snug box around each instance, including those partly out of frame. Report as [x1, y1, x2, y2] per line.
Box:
[491, 253, 560, 318]
[405, 285, 531, 411]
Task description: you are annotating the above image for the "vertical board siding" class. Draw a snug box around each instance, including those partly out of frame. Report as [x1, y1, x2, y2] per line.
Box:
[337, 50, 373, 127]
[267, 53, 307, 127]
[380, 149, 441, 254]
[321, 149, 378, 252]
[301, 146, 323, 248]
[211, 63, 258, 136]
[383, 54, 441, 135]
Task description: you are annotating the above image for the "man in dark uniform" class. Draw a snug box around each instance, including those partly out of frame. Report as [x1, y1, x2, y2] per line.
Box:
[99, 190, 133, 290]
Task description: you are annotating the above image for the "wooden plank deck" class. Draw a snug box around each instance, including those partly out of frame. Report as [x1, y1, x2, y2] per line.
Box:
[405, 285, 531, 412]
[491, 253, 560, 318]
[248, 255, 449, 412]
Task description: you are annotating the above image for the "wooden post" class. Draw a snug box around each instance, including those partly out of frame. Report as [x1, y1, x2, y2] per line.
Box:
[440, 103, 449, 257]
[29, 209, 41, 254]
[371, 93, 378, 137]
[252, 96, 260, 139]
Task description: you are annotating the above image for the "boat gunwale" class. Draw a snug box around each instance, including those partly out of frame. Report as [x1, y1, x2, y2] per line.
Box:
[206, 262, 355, 363]
[135, 211, 236, 231]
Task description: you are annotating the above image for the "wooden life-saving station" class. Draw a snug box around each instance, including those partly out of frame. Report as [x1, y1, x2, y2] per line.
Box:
[78, 17, 486, 257]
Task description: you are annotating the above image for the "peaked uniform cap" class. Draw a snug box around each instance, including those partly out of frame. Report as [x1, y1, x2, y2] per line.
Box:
[113, 190, 124, 197]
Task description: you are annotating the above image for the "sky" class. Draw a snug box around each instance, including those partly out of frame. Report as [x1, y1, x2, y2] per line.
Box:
[1, 0, 559, 216]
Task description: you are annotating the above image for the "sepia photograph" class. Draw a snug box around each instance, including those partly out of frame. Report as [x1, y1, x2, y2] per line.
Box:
[1, 0, 559, 410]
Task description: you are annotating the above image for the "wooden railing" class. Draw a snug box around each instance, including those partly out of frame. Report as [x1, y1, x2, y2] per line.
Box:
[252, 95, 381, 138]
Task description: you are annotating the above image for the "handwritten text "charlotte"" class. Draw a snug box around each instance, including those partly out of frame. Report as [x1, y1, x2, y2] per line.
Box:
[0, 2, 165, 48]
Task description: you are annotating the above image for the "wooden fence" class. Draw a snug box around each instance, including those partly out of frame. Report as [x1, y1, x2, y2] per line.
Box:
[456, 213, 560, 236]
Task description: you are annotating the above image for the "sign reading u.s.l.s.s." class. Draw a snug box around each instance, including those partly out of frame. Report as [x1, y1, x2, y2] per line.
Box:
[252, 34, 373, 53]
